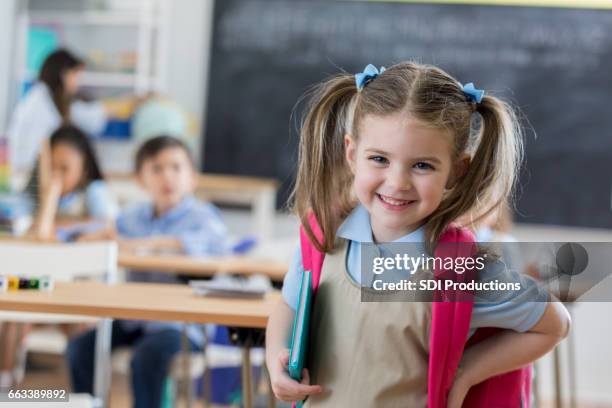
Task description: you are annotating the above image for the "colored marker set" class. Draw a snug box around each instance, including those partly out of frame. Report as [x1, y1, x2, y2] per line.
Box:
[0, 275, 54, 292]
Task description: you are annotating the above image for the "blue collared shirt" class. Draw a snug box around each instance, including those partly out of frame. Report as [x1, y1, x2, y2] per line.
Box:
[281, 205, 547, 335]
[58, 180, 118, 221]
[117, 195, 227, 344]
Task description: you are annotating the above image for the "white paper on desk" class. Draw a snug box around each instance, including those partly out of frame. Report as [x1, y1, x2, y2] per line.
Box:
[190, 276, 269, 299]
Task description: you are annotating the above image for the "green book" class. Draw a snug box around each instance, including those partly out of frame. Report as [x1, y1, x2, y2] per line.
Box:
[288, 269, 313, 382]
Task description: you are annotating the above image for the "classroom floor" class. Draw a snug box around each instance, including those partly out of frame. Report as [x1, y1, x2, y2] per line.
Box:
[18, 352, 288, 408]
[12, 352, 612, 408]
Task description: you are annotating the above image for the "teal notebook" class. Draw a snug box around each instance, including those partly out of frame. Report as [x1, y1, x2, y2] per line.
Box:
[288, 269, 313, 382]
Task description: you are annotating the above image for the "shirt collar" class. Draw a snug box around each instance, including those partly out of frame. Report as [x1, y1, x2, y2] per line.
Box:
[145, 195, 195, 223]
[337, 204, 424, 243]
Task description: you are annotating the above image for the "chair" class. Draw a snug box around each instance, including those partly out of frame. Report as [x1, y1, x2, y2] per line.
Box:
[0, 240, 118, 408]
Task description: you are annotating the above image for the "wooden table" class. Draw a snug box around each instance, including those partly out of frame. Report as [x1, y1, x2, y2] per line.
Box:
[118, 252, 288, 281]
[0, 282, 281, 408]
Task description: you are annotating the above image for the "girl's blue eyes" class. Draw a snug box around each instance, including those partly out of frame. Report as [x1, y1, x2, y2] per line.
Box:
[370, 155, 388, 164]
[368, 156, 434, 170]
[414, 162, 434, 170]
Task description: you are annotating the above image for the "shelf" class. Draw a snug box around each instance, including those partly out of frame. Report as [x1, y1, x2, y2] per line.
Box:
[80, 71, 137, 88]
[29, 11, 163, 27]
[18, 70, 164, 89]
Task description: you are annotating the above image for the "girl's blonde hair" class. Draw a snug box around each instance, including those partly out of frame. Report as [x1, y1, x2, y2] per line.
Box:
[292, 61, 523, 253]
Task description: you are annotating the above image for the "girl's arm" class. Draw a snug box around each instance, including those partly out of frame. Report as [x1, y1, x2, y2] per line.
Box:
[265, 298, 322, 402]
[34, 139, 59, 240]
[35, 177, 61, 240]
[448, 300, 571, 407]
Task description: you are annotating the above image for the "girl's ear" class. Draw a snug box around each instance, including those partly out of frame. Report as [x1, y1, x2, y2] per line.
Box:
[344, 134, 356, 174]
[446, 154, 470, 189]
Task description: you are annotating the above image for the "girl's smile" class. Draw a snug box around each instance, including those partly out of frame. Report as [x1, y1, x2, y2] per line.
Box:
[376, 193, 417, 210]
[345, 113, 458, 242]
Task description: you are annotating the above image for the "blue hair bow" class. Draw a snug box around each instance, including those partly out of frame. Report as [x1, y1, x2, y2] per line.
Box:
[355, 64, 386, 91]
[462, 82, 485, 104]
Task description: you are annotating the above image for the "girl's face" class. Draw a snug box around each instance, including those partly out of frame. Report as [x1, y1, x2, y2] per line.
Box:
[346, 113, 464, 242]
[62, 67, 83, 96]
[51, 143, 85, 196]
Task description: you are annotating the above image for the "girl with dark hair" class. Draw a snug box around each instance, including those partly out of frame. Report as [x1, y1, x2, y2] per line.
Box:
[6, 48, 108, 171]
[0, 125, 117, 388]
[34, 124, 118, 239]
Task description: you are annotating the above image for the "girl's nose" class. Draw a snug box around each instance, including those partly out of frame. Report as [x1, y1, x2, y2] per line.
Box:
[387, 167, 411, 192]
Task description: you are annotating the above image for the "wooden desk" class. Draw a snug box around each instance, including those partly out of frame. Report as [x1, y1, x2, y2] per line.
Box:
[0, 282, 281, 408]
[118, 252, 288, 281]
[0, 281, 280, 327]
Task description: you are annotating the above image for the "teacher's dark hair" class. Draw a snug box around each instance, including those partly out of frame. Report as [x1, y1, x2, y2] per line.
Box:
[38, 49, 84, 121]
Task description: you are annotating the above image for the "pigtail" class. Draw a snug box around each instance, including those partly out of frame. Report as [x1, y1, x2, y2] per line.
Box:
[425, 95, 523, 250]
[291, 74, 358, 253]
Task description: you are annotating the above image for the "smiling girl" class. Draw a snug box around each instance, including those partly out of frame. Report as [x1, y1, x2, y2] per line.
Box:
[265, 62, 570, 407]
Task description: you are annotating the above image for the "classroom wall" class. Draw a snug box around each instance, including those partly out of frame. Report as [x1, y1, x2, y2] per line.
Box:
[92, 0, 214, 173]
[0, 0, 214, 171]
[0, 0, 18, 132]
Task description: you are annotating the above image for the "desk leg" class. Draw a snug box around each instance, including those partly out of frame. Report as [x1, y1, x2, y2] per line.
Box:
[93, 318, 112, 408]
[532, 361, 540, 408]
[567, 306, 577, 408]
[254, 189, 275, 240]
[201, 326, 210, 408]
[242, 347, 253, 408]
[263, 364, 276, 408]
[553, 345, 562, 408]
[182, 325, 193, 408]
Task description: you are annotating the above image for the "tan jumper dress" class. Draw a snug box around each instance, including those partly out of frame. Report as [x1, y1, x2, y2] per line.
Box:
[305, 240, 432, 408]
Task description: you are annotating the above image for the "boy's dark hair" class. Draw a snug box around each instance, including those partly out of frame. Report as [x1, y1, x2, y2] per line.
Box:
[50, 125, 105, 185]
[134, 135, 194, 172]
[38, 49, 84, 120]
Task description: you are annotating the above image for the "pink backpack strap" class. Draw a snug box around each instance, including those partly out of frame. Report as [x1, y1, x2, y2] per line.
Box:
[428, 226, 477, 408]
[299, 212, 325, 292]
[463, 328, 532, 407]
[428, 226, 532, 408]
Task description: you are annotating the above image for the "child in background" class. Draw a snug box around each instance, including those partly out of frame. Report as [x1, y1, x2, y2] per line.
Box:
[66, 135, 227, 408]
[32, 124, 118, 239]
[266, 62, 571, 407]
[0, 125, 117, 387]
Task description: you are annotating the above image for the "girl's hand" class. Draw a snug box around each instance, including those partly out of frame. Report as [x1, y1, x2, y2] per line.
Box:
[447, 368, 473, 408]
[269, 349, 322, 402]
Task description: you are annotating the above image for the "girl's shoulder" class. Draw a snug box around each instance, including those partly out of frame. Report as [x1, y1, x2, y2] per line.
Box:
[83, 180, 118, 219]
[84, 180, 111, 196]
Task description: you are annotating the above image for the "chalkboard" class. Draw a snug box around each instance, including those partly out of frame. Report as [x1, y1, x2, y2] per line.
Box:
[203, 0, 612, 228]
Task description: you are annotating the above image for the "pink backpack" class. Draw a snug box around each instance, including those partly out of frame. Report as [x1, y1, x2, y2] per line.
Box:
[299, 214, 531, 407]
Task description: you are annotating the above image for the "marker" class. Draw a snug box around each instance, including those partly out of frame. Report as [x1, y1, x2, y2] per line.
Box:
[28, 278, 40, 290]
[18, 278, 30, 289]
[39, 276, 54, 291]
[7, 276, 19, 291]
